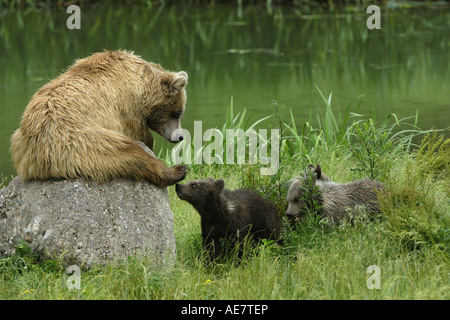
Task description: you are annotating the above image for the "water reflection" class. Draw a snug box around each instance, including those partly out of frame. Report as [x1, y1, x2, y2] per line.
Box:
[0, 4, 449, 177]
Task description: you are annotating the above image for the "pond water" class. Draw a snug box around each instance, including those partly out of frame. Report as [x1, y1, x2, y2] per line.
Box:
[0, 4, 449, 178]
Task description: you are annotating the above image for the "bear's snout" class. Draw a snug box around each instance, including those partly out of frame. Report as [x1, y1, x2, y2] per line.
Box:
[286, 211, 297, 219]
[175, 183, 186, 199]
[174, 134, 183, 142]
[169, 128, 184, 143]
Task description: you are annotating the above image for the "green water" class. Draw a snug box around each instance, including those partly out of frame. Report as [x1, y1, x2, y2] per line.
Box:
[0, 4, 449, 178]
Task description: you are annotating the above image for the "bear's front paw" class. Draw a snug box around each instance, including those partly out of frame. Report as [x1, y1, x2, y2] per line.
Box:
[171, 164, 187, 183]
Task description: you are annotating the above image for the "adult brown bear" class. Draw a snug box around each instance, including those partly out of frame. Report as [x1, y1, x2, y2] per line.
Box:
[11, 50, 187, 187]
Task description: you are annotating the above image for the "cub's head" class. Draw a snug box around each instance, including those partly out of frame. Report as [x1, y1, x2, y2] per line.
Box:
[175, 178, 225, 210]
[286, 164, 328, 221]
[142, 64, 188, 143]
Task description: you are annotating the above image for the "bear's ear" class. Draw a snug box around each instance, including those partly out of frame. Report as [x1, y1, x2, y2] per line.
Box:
[213, 179, 225, 193]
[176, 71, 188, 86]
[315, 164, 322, 180]
[284, 178, 295, 188]
[305, 164, 315, 178]
[171, 71, 188, 90]
[304, 165, 317, 186]
[161, 71, 188, 96]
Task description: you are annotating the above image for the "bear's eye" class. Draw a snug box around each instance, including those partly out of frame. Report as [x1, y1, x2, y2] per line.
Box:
[191, 183, 196, 188]
[171, 111, 182, 119]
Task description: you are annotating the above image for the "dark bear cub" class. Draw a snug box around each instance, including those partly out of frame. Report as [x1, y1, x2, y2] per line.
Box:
[175, 178, 282, 257]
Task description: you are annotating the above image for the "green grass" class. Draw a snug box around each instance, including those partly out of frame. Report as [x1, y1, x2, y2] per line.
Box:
[0, 93, 449, 300]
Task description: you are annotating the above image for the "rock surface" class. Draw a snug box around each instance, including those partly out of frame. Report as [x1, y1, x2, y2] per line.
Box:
[0, 175, 176, 269]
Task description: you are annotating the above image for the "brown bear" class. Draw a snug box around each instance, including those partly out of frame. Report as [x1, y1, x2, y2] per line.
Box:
[175, 178, 282, 256]
[11, 50, 187, 187]
[286, 164, 384, 223]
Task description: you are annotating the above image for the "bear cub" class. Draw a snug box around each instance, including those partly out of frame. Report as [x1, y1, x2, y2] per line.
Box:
[286, 164, 384, 223]
[176, 178, 282, 256]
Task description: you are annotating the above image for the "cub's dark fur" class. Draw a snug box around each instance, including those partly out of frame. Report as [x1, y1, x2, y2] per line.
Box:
[176, 178, 281, 256]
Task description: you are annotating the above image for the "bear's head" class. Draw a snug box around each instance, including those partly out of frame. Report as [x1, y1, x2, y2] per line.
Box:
[175, 178, 225, 211]
[141, 64, 188, 143]
[286, 164, 328, 221]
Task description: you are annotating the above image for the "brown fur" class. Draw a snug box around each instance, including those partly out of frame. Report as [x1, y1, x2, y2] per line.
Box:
[175, 178, 282, 256]
[286, 164, 384, 222]
[11, 50, 188, 187]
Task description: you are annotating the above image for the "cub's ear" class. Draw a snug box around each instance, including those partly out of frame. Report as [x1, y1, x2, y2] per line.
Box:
[304, 164, 316, 178]
[284, 178, 295, 189]
[303, 165, 318, 185]
[315, 164, 322, 180]
[213, 179, 225, 192]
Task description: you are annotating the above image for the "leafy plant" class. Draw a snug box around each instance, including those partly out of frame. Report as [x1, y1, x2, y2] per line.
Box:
[345, 111, 436, 180]
[415, 131, 450, 177]
[346, 117, 394, 180]
[298, 169, 323, 218]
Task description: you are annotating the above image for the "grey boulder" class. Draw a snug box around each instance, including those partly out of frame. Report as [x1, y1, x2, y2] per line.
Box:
[0, 176, 176, 269]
